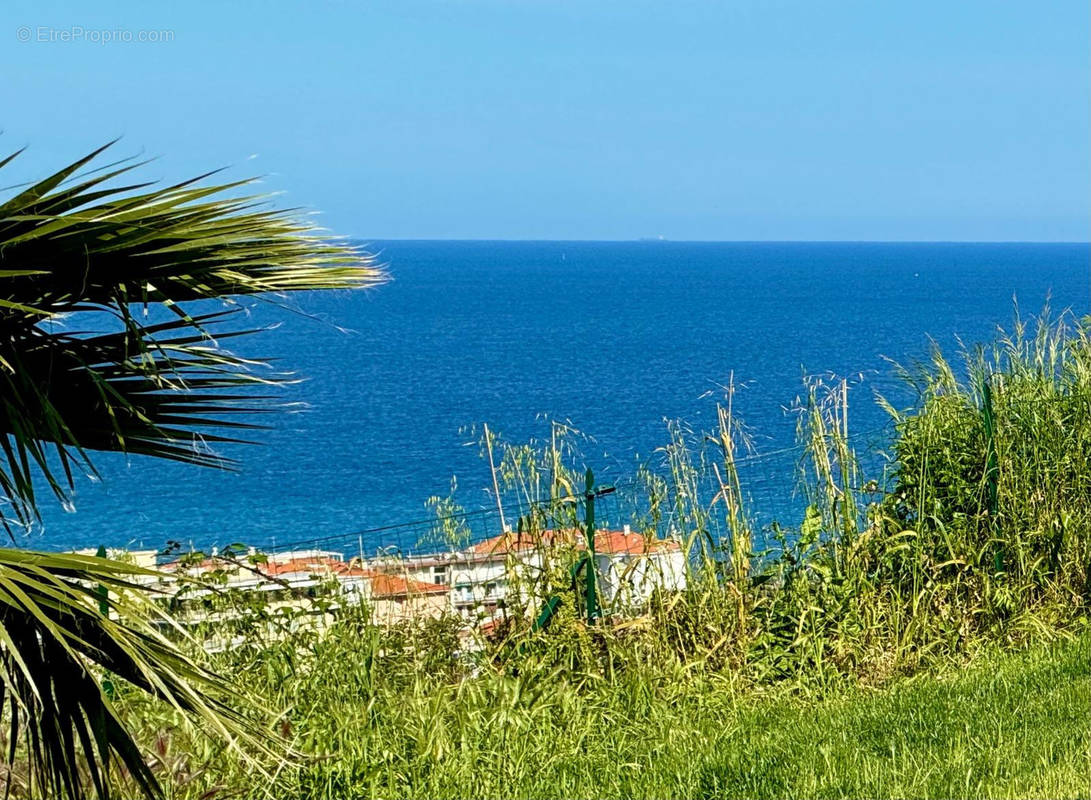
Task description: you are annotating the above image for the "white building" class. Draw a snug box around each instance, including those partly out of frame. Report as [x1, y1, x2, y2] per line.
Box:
[158, 549, 448, 628]
[139, 529, 687, 634]
[431, 526, 687, 623]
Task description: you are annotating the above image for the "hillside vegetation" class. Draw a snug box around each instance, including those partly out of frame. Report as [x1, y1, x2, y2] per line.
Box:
[58, 312, 1091, 798]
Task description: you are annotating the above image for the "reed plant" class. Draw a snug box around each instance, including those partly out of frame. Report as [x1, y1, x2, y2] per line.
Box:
[76, 309, 1091, 797]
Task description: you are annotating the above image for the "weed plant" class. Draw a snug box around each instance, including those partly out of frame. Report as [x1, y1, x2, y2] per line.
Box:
[77, 312, 1091, 797]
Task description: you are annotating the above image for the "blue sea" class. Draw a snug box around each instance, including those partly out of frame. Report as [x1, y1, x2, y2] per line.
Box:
[22, 241, 1090, 554]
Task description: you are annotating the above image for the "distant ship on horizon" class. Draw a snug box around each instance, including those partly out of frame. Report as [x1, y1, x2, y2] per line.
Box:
[637, 235, 667, 242]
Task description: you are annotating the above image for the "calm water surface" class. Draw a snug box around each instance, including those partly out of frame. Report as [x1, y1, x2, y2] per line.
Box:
[25, 241, 1090, 553]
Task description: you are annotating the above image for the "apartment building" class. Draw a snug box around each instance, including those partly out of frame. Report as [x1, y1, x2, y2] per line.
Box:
[145, 526, 686, 631]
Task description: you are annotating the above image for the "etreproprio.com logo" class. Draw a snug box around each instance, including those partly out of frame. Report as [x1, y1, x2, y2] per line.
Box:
[16, 25, 175, 44]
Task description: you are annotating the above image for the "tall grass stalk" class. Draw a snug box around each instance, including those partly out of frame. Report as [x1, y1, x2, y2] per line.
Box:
[51, 310, 1091, 798]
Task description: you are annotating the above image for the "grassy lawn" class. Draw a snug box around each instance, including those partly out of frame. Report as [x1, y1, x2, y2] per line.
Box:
[693, 633, 1091, 799]
[245, 628, 1090, 799]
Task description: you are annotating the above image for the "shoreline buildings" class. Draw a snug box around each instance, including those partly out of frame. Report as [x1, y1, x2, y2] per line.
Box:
[125, 527, 687, 633]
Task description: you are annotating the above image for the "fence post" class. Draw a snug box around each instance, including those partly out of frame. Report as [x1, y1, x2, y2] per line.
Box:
[584, 468, 597, 624]
[95, 545, 115, 699]
[982, 377, 1003, 573]
[95, 544, 110, 616]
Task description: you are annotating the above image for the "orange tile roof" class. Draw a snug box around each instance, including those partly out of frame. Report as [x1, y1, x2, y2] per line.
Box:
[259, 557, 337, 577]
[159, 554, 446, 599]
[327, 561, 371, 577]
[468, 529, 680, 557]
[467, 530, 554, 556]
[367, 573, 448, 599]
[294, 558, 447, 598]
[163, 555, 342, 577]
[595, 530, 681, 555]
[239, 555, 448, 599]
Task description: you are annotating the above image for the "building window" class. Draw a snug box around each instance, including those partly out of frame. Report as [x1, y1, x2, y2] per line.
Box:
[433, 565, 448, 585]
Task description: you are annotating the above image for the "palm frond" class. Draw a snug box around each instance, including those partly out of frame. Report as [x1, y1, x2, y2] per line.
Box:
[0, 143, 387, 798]
[0, 549, 266, 799]
[0, 311, 280, 527]
[0, 143, 387, 527]
[0, 143, 382, 321]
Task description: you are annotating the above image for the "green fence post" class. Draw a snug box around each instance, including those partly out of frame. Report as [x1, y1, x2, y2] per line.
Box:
[530, 474, 613, 630]
[982, 378, 1003, 573]
[94, 545, 115, 699]
[95, 544, 110, 616]
[584, 468, 597, 624]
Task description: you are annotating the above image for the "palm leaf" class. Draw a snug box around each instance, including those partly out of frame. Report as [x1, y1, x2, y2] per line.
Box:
[0, 549, 266, 799]
[0, 143, 386, 525]
[0, 143, 387, 798]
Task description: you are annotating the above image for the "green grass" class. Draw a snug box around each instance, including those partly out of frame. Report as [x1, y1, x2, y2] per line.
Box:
[105, 310, 1091, 800]
[696, 633, 1091, 799]
[129, 625, 1091, 799]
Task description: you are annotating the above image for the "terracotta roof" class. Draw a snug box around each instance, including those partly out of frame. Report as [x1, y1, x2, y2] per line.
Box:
[595, 530, 681, 555]
[162, 553, 345, 577]
[367, 573, 448, 599]
[327, 561, 371, 578]
[468, 529, 680, 557]
[290, 558, 446, 597]
[259, 557, 339, 577]
[158, 553, 445, 599]
[467, 530, 554, 556]
[160, 557, 212, 573]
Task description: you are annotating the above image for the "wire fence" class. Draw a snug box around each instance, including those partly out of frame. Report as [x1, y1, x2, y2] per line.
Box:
[264, 480, 642, 561]
[249, 421, 902, 563]
[171, 383, 1091, 563]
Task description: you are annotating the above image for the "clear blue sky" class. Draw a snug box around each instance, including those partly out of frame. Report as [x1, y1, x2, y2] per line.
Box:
[3, 1, 1088, 241]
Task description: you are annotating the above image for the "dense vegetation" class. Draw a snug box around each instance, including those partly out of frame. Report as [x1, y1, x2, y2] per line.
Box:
[5, 145, 1084, 799]
[91, 311, 1091, 799]
[0, 144, 383, 799]
[115, 625, 1091, 799]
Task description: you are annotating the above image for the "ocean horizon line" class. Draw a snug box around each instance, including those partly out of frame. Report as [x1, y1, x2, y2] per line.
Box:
[350, 237, 1091, 246]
